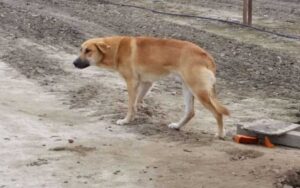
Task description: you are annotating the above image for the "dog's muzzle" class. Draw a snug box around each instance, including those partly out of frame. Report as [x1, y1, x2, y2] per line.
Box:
[73, 57, 90, 69]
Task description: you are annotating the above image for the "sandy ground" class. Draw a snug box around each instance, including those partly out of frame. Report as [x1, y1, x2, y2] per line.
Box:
[0, 0, 300, 187]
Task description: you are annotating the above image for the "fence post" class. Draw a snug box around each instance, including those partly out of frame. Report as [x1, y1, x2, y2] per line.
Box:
[243, 0, 252, 25]
[248, 0, 252, 25]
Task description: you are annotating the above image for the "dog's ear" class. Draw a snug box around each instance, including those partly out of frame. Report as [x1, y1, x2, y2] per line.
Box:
[95, 42, 111, 54]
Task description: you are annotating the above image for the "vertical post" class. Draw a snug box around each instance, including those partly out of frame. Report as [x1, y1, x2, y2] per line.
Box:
[243, 0, 248, 25]
[248, 0, 252, 25]
[243, 0, 252, 25]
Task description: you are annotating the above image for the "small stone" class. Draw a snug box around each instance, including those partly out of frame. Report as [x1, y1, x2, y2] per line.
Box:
[68, 139, 74, 144]
[183, 149, 192, 153]
[144, 110, 152, 117]
[272, 169, 280, 174]
[113, 170, 121, 175]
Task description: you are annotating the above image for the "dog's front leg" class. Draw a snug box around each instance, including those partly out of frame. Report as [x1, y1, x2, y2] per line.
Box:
[135, 82, 152, 109]
[117, 79, 139, 125]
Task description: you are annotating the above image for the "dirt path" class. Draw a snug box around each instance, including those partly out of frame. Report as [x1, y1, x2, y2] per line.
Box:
[0, 0, 300, 187]
[1, 60, 299, 188]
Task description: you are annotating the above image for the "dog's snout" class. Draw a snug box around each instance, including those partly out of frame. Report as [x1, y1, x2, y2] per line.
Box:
[73, 57, 90, 69]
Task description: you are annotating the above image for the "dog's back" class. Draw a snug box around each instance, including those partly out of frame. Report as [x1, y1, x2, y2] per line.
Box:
[116, 36, 216, 76]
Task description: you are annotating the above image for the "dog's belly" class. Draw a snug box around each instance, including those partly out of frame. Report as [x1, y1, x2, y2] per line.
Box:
[139, 72, 170, 82]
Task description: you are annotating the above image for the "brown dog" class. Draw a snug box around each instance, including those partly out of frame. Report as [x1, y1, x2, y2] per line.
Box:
[73, 36, 229, 138]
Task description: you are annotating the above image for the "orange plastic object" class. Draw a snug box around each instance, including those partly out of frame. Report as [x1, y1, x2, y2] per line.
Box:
[233, 134, 259, 144]
[264, 136, 275, 148]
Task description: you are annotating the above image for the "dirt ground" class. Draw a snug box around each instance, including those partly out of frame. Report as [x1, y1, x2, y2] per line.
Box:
[0, 0, 300, 187]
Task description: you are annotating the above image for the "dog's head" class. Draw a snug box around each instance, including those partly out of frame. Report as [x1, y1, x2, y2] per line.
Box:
[73, 39, 110, 69]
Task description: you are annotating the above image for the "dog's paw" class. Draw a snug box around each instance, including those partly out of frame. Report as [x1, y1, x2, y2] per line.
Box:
[215, 129, 226, 140]
[168, 123, 181, 130]
[137, 102, 148, 110]
[116, 119, 129, 125]
[141, 102, 149, 109]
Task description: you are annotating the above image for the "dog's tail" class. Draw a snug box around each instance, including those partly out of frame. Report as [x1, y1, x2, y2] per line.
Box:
[183, 66, 230, 116]
[210, 85, 230, 116]
[199, 67, 230, 116]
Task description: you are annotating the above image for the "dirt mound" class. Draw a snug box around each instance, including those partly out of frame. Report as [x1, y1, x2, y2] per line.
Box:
[225, 148, 264, 161]
[275, 168, 300, 188]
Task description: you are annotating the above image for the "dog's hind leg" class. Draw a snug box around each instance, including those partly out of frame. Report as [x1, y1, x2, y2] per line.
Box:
[135, 82, 153, 108]
[183, 68, 229, 138]
[168, 82, 195, 129]
[197, 91, 225, 138]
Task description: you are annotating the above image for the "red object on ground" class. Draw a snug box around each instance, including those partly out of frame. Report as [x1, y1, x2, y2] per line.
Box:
[233, 134, 259, 144]
[264, 136, 274, 148]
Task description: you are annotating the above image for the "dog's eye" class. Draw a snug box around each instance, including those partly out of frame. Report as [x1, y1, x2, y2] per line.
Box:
[85, 49, 91, 54]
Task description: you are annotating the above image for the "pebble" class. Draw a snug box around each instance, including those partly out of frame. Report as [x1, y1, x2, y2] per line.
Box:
[183, 149, 192, 153]
[113, 170, 121, 175]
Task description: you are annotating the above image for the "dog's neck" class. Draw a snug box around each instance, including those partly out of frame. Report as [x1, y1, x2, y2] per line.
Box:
[98, 36, 124, 70]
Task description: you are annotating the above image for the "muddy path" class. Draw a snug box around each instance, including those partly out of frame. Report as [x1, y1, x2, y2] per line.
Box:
[0, 0, 300, 187]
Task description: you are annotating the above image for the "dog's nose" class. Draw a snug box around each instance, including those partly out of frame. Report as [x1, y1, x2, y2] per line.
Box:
[73, 57, 90, 69]
[73, 58, 78, 66]
[73, 60, 79, 67]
